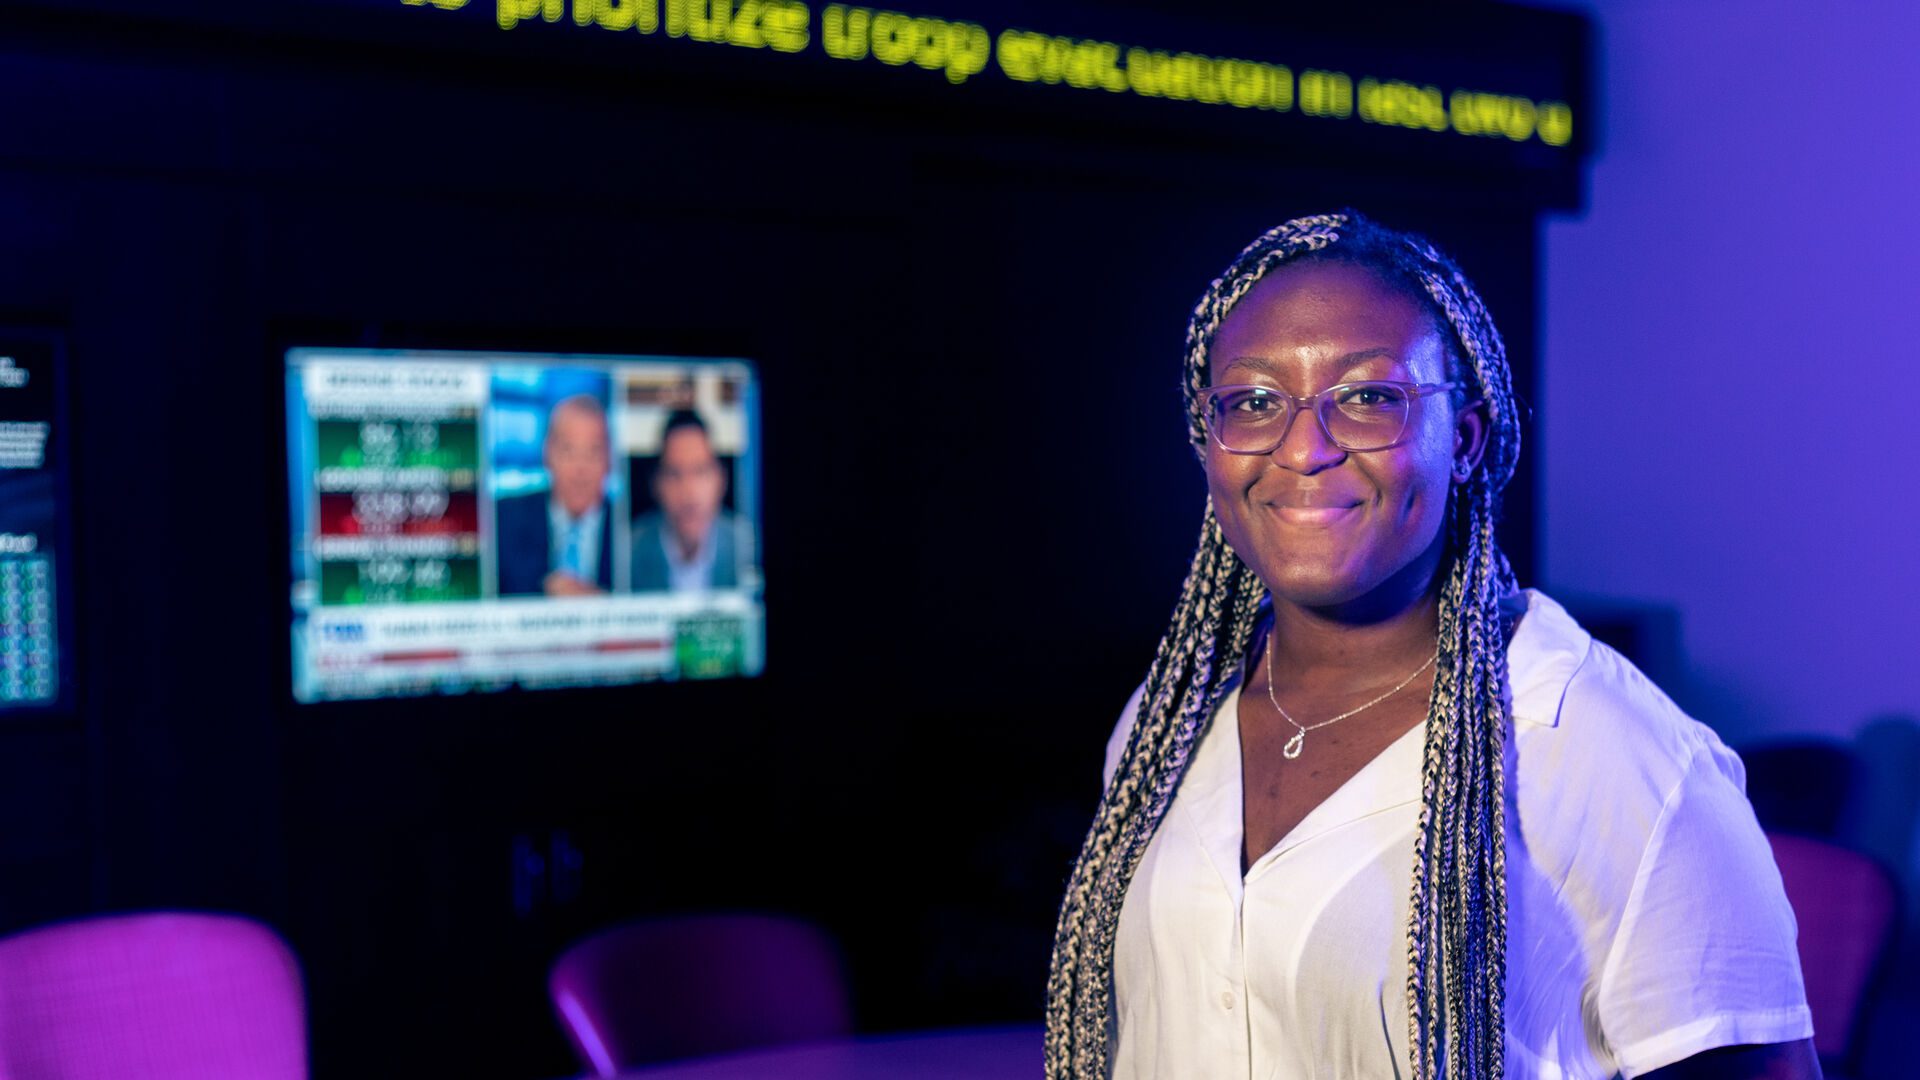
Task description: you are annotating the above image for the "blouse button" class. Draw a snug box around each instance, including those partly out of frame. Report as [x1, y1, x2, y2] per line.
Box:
[1219, 990, 1236, 1010]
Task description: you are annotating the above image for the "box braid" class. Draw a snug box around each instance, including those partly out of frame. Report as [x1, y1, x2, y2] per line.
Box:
[1044, 211, 1522, 1080]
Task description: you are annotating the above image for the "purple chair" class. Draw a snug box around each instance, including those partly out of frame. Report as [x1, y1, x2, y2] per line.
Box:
[549, 913, 853, 1077]
[0, 911, 307, 1080]
[1767, 833, 1898, 1077]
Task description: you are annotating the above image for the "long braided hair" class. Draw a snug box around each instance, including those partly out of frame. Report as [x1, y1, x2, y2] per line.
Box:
[1043, 211, 1522, 1080]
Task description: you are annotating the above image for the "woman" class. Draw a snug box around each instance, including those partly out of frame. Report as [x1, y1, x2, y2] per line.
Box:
[1044, 213, 1817, 1079]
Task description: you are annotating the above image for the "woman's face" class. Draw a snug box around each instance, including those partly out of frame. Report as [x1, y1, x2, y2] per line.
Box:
[1203, 259, 1486, 613]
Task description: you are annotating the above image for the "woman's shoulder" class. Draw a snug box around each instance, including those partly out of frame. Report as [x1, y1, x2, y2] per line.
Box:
[1506, 588, 1746, 839]
[1510, 589, 1711, 744]
[1504, 592, 1806, 1073]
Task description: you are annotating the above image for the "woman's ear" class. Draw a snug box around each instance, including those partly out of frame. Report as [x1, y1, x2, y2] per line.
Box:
[1452, 398, 1490, 482]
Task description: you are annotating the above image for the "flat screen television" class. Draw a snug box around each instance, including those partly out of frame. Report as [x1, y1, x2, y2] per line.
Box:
[0, 330, 70, 713]
[285, 347, 763, 703]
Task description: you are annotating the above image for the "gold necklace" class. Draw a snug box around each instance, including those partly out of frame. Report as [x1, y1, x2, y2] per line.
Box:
[1264, 637, 1437, 760]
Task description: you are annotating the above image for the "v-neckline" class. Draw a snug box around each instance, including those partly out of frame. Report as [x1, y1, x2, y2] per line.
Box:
[1177, 683, 1429, 901]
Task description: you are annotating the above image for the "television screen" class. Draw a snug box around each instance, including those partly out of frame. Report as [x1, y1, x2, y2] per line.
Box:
[286, 348, 763, 703]
[0, 331, 69, 713]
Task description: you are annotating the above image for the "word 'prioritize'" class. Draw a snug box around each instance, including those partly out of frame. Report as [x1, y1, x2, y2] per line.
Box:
[404, 0, 1576, 150]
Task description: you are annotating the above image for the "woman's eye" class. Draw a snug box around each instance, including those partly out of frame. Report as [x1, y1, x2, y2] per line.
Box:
[1337, 385, 1407, 409]
[1229, 390, 1280, 413]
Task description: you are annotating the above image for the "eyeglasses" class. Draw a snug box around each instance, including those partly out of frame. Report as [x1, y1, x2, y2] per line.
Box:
[1197, 381, 1465, 454]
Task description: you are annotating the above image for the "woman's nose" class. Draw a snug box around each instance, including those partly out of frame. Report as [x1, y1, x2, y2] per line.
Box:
[1270, 402, 1345, 474]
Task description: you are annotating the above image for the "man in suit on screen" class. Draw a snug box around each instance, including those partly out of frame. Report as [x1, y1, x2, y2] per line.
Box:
[495, 394, 615, 596]
[630, 408, 746, 592]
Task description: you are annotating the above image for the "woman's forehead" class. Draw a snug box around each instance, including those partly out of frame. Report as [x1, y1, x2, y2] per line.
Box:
[1210, 261, 1451, 383]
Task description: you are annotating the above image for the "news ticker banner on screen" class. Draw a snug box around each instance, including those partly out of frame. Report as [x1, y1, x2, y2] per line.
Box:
[452, 0, 1581, 151]
[0, 331, 67, 713]
[286, 347, 763, 703]
[10, 0, 1588, 195]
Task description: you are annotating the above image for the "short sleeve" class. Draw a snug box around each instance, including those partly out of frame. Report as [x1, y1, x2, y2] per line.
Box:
[1597, 740, 1813, 1077]
[1101, 683, 1148, 791]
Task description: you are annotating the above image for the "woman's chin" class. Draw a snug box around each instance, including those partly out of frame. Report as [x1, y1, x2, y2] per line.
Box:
[1256, 564, 1372, 611]
[1258, 560, 1440, 622]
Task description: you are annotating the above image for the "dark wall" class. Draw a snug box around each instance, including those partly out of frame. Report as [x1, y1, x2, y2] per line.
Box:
[0, 5, 1559, 1075]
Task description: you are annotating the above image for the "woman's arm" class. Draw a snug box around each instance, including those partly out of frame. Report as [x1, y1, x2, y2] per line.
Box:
[1639, 1038, 1822, 1080]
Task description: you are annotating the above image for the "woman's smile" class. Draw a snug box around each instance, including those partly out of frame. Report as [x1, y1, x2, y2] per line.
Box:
[1258, 482, 1370, 526]
[1269, 502, 1363, 527]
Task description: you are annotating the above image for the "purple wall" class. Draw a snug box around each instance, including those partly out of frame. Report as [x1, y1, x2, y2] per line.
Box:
[1535, 8, 1920, 1067]
[1536, 0, 1920, 747]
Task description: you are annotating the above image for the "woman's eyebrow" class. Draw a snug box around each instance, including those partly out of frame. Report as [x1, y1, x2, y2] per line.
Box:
[1219, 348, 1401, 378]
[1219, 355, 1284, 378]
[1337, 347, 1401, 366]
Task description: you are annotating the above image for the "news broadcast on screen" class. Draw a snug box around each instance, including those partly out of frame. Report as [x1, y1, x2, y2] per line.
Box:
[286, 348, 763, 703]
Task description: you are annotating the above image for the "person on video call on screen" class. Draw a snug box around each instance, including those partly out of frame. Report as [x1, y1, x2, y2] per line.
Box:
[496, 394, 615, 597]
[630, 408, 742, 593]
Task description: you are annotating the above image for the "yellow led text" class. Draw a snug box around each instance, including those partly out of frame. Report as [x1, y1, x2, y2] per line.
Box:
[666, 0, 809, 52]
[497, 0, 807, 51]
[1449, 90, 1574, 145]
[574, 0, 659, 32]
[1536, 102, 1573, 146]
[496, 0, 564, 28]
[1297, 69, 1352, 118]
[1357, 78, 1447, 132]
[996, 29, 1292, 112]
[1125, 48, 1290, 111]
[429, 1, 1578, 150]
[822, 5, 991, 84]
[1360, 80, 1572, 145]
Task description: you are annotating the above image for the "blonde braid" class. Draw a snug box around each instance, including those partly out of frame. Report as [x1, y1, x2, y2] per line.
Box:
[1045, 211, 1521, 1080]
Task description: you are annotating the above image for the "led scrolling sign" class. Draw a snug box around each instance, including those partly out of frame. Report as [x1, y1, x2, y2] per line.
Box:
[400, 0, 1575, 149]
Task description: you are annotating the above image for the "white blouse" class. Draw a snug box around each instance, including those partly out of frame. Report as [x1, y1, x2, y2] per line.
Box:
[1103, 590, 1811, 1079]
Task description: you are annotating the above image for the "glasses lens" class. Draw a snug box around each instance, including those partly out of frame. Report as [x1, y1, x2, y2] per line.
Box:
[1323, 382, 1412, 450]
[1210, 387, 1290, 451]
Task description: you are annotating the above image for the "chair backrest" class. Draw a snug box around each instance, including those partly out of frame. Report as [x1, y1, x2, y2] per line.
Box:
[0, 911, 307, 1080]
[1767, 833, 1898, 1065]
[548, 913, 852, 1076]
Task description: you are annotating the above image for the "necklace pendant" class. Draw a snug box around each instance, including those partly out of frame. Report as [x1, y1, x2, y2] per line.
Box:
[1282, 730, 1305, 759]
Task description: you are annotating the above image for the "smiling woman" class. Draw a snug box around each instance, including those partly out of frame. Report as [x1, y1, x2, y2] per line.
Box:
[1043, 213, 1820, 1080]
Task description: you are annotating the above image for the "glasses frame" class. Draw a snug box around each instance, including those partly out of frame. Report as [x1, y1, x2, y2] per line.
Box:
[1197, 380, 1468, 454]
